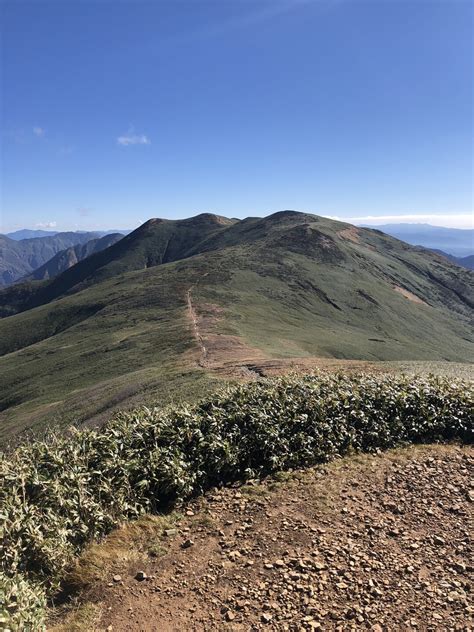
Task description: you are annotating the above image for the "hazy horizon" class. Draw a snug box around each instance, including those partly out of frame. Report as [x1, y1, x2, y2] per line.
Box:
[3, 212, 474, 235]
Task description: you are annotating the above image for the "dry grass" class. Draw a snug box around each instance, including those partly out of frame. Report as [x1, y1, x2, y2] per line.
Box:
[49, 602, 101, 632]
[62, 513, 181, 593]
[47, 513, 182, 630]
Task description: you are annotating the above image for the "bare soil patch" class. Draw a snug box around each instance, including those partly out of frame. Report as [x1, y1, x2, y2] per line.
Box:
[393, 285, 428, 305]
[185, 291, 269, 376]
[338, 227, 361, 244]
[55, 445, 473, 631]
[184, 292, 385, 381]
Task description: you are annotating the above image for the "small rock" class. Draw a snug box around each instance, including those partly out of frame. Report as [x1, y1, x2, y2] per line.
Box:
[164, 529, 177, 536]
[261, 613, 273, 623]
[225, 610, 236, 621]
[135, 571, 147, 581]
[112, 575, 122, 583]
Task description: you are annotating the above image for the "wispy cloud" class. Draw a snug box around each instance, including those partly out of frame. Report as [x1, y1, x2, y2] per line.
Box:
[33, 126, 45, 137]
[117, 128, 151, 146]
[35, 221, 57, 229]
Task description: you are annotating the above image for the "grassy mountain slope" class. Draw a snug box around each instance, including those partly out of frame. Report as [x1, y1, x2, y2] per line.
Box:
[0, 231, 103, 286]
[0, 214, 236, 315]
[22, 233, 124, 281]
[0, 211, 472, 443]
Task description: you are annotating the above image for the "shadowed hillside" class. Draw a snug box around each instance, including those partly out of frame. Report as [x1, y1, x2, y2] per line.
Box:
[21, 233, 124, 282]
[0, 231, 105, 286]
[0, 214, 236, 315]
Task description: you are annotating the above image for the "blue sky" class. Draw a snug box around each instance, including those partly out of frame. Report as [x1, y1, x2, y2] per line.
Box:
[1, 0, 472, 232]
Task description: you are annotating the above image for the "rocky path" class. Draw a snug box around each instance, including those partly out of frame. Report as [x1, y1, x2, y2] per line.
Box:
[90, 445, 473, 631]
[186, 287, 209, 367]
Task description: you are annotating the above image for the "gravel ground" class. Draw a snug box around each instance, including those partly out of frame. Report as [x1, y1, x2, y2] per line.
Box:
[87, 445, 472, 631]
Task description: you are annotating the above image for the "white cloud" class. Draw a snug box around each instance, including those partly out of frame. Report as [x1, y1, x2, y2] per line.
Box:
[33, 126, 45, 137]
[35, 221, 57, 229]
[117, 130, 150, 146]
[324, 213, 474, 230]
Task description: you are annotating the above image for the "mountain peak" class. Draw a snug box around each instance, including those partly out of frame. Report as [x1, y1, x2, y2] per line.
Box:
[184, 213, 235, 226]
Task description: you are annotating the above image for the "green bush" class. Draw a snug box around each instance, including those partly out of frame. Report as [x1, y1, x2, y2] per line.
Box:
[0, 372, 472, 628]
[0, 573, 46, 631]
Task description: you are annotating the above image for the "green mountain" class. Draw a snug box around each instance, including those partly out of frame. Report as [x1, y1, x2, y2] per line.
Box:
[21, 233, 124, 282]
[0, 231, 104, 286]
[0, 214, 236, 315]
[0, 211, 472, 444]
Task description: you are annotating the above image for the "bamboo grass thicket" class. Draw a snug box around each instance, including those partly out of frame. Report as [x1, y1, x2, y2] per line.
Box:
[1, 372, 473, 629]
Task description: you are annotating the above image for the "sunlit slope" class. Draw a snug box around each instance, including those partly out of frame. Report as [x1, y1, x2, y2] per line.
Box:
[0, 262, 224, 442]
[0, 211, 472, 442]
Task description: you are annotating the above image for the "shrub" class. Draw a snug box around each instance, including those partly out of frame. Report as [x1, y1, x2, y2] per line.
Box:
[0, 573, 46, 631]
[0, 372, 472, 628]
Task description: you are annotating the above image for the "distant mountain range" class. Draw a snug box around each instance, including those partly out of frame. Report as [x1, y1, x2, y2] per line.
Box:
[0, 211, 472, 442]
[430, 250, 474, 271]
[21, 233, 124, 282]
[1, 231, 100, 286]
[6, 229, 131, 240]
[363, 223, 473, 257]
[6, 229, 60, 240]
[0, 231, 127, 286]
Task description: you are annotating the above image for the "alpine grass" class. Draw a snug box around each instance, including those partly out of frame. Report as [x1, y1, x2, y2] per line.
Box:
[1, 372, 472, 630]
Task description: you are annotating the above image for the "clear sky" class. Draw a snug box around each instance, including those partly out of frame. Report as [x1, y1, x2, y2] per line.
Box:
[1, 0, 472, 232]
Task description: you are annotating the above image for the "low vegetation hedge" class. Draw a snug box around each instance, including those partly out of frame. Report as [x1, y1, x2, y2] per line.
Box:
[1, 372, 473, 629]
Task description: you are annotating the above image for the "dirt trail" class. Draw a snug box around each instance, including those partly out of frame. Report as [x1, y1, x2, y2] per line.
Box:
[79, 445, 473, 631]
[183, 291, 383, 381]
[186, 288, 209, 368]
[184, 289, 263, 378]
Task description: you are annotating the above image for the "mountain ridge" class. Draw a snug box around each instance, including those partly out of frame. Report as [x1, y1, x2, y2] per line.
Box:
[21, 233, 124, 282]
[0, 231, 105, 286]
[0, 210, 472, 442]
